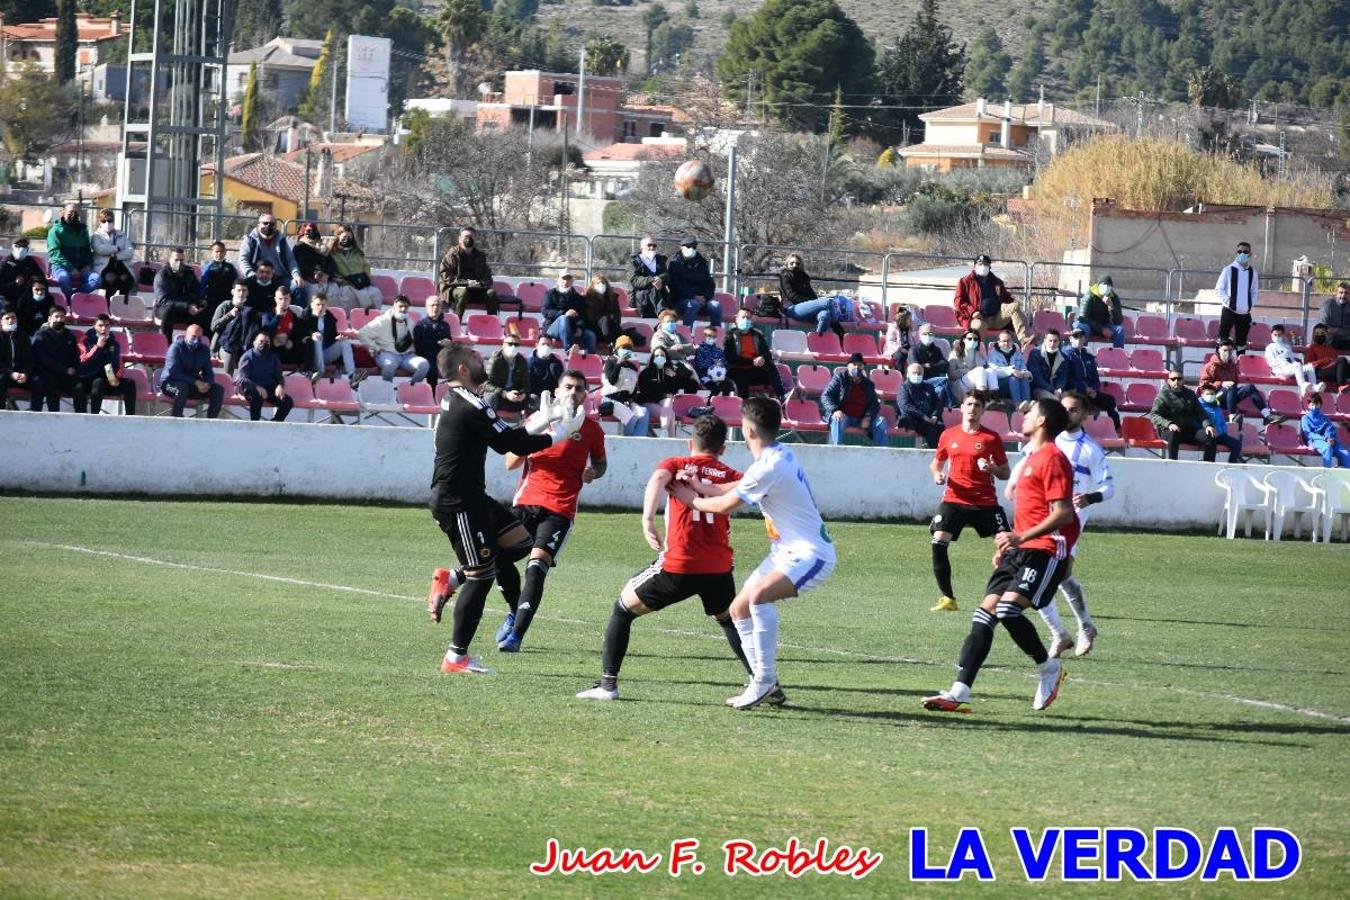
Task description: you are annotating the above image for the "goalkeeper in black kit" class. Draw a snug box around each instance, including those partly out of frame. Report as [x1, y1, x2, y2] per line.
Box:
[425, 343, 585, 675]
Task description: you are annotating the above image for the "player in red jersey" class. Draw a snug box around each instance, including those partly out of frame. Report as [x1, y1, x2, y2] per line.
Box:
[922, 398, 1079, 714]
[928, 393, 1011, 612]
[576, 414, 767, 702]
[494, 369, 607, 651]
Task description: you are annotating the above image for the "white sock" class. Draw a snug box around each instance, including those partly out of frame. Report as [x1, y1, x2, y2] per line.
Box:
[733, 616, 757, 679]
[1059, 577, 1093, 630]
[749, 602, 780, 685]
[444, 647, 464, 662]
[948, 681, 971, 701]
[1037, 602, 1070, 639]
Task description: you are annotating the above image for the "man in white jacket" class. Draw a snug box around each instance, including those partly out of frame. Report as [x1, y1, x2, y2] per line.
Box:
[1214, 241, 1258, 354]
[1264, 324, 1321, 396]
[356, 294, 429, 383]
[90, 209, 136, 298]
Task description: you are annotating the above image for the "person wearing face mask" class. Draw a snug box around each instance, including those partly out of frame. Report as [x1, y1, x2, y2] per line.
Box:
[650, 309, 694, 364]
[898, 361, 944, 448]
[1317, 282, 1350, 351]
[1301, 393, 1350, 468]
[986, 327, 1032, 409]
[1214, 241, 1259, 353]
[667, 237, 721, 329]
[243, 260, 281, 313]
[239, 214, 303, 290]
[437, 227, 498, 318]
[30, 306, 88, 413]
[261, 285, 302, 366]
[46, 202, 101, 296]
[582, 274, 622, 345]
[17, 279, 56, 337]
[1264, 324, 1321, 397]
[0, 309, 40, 410]
[357, 295, 431, 384]
[723, 312, 782, 400]
[953, 253, 1030, 343]
[907, 323, 955, 408]
[600, 335, 652, 436]
[1304, 324, 1349, 390]
[627, 234, 670, 319]
[211, 281, 262, 374]
[1027, 329, 1084, 401]
[485, 333, 530, 413]
[779, 253, 844, 338]
[693, 325, 733, 394]
[1065, 327, 1121, 432]
[412, 295, 456, 387]
[1199, 338, 1278, 425]
[161, 324, 223, 417]
[232, 331, 293, 422]
[327, 225, 383, 311]
[527, 337, 565, 400]
[289, 220, 333, 300]
[542, 272, 595, 355]
[947, 329, 999, 404]
[1073, 275, 1125, 348]
[153, 247, 204, 341]
[637, 346, 700, 435]
[90, 209, 136, 299]
[76, 314, 137, 414]
[1195, 383, 1243, 464]
[821, 353, 889, 446]
[296, 293, 363, 385]
[1, 238, 46, 310]
[1149, 371, 1219, 460]
[198, 241, 238, 325]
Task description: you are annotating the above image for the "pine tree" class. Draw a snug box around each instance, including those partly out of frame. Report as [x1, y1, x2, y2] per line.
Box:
[873, 0, 965, 143]
[828, 86, 846, 144]
[298, 29, 335, 123]
[241, 61, 261, 151]
[53, 0, 77, 84]
[1006, 29, 1045, 101]
[964, 27, 1011, 100]
[642, 3, 670, 74]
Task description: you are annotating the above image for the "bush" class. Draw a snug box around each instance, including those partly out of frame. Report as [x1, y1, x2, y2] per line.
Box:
[602, 201, 636, 234]
[24, 224, 48, 240]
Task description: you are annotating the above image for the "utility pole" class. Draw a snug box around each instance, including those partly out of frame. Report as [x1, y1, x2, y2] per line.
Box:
[1095, 75, 1101, 116]
[722, 138, 738, 295]
[558, 116, 569, 247]
[745, 70, 754, 121]
[576, 47, 586, 137]
[1136, 91, 1144, 139]
[303, 146, 312, 219]
[1278, 130, 1287, 178]
[329, 46, 339, 134]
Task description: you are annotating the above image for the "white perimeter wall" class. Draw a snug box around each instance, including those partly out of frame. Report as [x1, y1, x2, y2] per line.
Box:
[0, 410, 1268, 532]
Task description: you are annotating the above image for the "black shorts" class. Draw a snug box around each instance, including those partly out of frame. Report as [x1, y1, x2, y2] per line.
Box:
[931, 502, 1009, 540]
[514, 504, 573, 565]
[985, 548, 1070, 609]
[432, 496, 521, 569]
[626, 562, 736, 617]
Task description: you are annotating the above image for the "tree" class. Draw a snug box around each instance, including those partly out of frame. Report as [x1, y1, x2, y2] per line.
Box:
[0, 1, 56, 18]
[1005, 29, 1045, 102]
[873, 0, 964, 143]
[439, 0, 488, 97]
[384, 8, 439, 115]
[642, 2, 670, 73]
[241, 61, 262, 151]
[495, 0, 539, 21]
[298, 29, 336, 124]
[53, 0, 77, 84]
[1187, 66, 1242, 109]
[649, 22, 694, 72]
[684, 0, 699, 18]
[0, 70, 77, 162]
[715, 0, 874, 133]
[827, 86, 846, 145]
[964, 27, 1011, 100]
[584, 33, 629, 77]
[233, 0, 284, 49]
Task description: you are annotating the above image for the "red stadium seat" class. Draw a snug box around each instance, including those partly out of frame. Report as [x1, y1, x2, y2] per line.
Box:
[1122, 416, 1166, 452]
[841, 332, 883, 364]
[1334, 393, 1350, 422]
[123, 367, 158, 412]
[1098, 380, 1126, 407]
[775, 363, 793, 393]
[1246, 322, 1273, 351]
[396, 381, 437, 414]
[871, 367, 903, 401]
[465, 314, 503, 345]
[68, 292, 108, 324]
[921, 304, 963, 336]
[125, 332, 168, 365]
[312, 377, 360, 420]
[941, 408, 962, 428]
[1239, 422, 1271, 459]
[509, 315, 541, 343]
[348, 308, 379, 330]
[1132, 315, 1176, 348]
[1172, 317, 1210, 347]
[1267, 389, 1303, 419]
[515, 282, 547, 313]
[1032, 309, 1067, 336]
[1265, 423, 1316, 457]
[567, 353, 603, 382]
[399, 275, 436, 306]
[1238, 355, 1283, 385]
[783, 398, 827, 432]
[1122, 382, 1158, 413]
[1096, 348, 1131, 376]
[794, 364, 832, 397]
[667, 393, 705, 424]
[1129, 348, 1168, 378]
[710, 394, 743, 425]
[326, 307, 349, 332]
[1083, 413, 1124, 450]
[369, 273, 399, 301]
[806, 332, 846, 363]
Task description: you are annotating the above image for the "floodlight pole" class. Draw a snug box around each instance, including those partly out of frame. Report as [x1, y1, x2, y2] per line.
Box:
[722, 138, 738, 295]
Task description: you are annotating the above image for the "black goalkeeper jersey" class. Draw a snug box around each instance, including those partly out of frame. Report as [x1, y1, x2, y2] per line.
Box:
[431, 385, 552, 509]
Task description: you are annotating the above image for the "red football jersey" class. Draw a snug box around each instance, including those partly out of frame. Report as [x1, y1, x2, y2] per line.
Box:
[512, 416, 606, 519]
[1012, 442, 1080, 556]
[935, 424, 1008, 507]
[658, 454, 741, 575]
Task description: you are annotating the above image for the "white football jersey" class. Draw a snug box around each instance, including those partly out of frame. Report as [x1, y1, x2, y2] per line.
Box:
[735, 443, 834, 552]
[1054, 428, 1114, 528]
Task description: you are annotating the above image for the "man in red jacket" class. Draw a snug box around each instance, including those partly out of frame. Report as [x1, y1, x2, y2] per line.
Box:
[953, 254, 1030, 344]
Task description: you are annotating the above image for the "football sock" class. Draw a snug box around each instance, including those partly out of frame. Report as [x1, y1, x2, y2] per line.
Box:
[512, 558, 550, 639]
[1059, 577, 1093, 629]
[749, 602, 780, 685]
[1038, 601, 1070, 639]
[734, 616, 757, 679]
[496, 563, 521, 613]
[956, 607, 997, 687]
[718, 617, 752, 673]
[449, 570, 497, 657]
[997, 601, 1049, 664]
[599, 599, 638, 688]
[931, 538, 954, 598]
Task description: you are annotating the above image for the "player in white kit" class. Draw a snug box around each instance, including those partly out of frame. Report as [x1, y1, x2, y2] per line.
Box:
[670, 397, 836, 710]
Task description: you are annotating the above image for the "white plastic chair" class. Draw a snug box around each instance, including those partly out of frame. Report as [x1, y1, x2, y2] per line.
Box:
[1308, 472, 1350, 543]
[1263, 470, 1320, 542]
[1214, 468, 1272, 539]
[356, 377, 404, 426]
[770, 329, 810, 361]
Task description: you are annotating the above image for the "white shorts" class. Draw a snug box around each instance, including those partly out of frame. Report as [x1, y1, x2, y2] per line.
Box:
[750, 542, 836, 595]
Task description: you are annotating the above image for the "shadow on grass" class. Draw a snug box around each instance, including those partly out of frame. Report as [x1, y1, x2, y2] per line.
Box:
[1094, 614, 1333, 633]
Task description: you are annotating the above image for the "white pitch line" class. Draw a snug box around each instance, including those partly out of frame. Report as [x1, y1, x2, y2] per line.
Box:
[32, 543, 1350, 725]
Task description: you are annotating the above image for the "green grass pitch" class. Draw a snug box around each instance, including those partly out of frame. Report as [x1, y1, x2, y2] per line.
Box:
[1, 494, 1347, 897]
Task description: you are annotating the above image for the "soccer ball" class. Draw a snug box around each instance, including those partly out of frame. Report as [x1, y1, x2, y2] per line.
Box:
[674, 160, 715, 202]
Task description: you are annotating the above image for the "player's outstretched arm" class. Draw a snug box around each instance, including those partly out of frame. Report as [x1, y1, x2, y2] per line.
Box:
[673, 470, 736, 496]
[504, 451, 527, 471]
[689, 485, 745, 516]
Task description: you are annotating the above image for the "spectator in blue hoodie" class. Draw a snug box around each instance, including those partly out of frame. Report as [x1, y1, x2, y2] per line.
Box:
[1066, 327, 1121, 431]
[1197, 383, 1243, 463]
[822, 353, 888, 446]
[162, 324, 223, 418]
[31, 305, 87, 412]
[77, 314, 137, 414]
[235, 331, 293, 422]
[899, 361, 944, 448]
[693, 324, 735, 395]
[1028, 329, 1083, 400]
[1301, 393, 1350, 468]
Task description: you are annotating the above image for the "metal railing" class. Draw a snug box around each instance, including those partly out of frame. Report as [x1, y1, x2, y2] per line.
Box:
[589, 233, 736, 295]
[734, 242, 889, 307]
[1029, 261, 1178, 322]
[880, 252, 1033, 313]
[433, 226, 592, 284]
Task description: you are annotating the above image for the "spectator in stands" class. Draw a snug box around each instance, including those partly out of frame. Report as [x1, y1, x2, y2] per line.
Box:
[1074, 275, 1125, 348]
[899, 361, 944, 448]
[357, 295, 429, 384]
[1150, 371, 1220, 461]
[235, 331, 294, 422]
[17, 279, 56, 337]
[1215, 241, 1258, 353]
[1319, 282, 1350, 351]
[261, 285, 302, 366]
[947, 329, 998, 403]
[199, 241, 237, 328]
[1197, 384, 1243, 463]
[724, 309, 782, 399]
[583, 273, 622, 346]
[0, 309, 39, 409]
[668, 237, 720, 329]
[908, 323, 954, 407]
[239, 213, 303, 291]
[485, 333, 529, 414]
[31, 305, 87, 412]
[243, 260, 281, 313]
[1265, 324, 1321, 396]
[528, 336, 564, 401]
[412, 295, 455, 387]
[1305, 324, 1348, 391]
[1301, 393, 1350, 468]
[162, 324, 223, 417]
[637, 348, 701, 433]
[986, 327, 1032, 409]
[90, 208, 136, 299]
[881, 305, 913, 366]
[47, 202, 100, 296]
[1200, 338, 1277, 424]
[1028, 329, 1082, 401]
[693, 324, 733, 393]
[651, 308, 694, 365]
[211, 281, 262, 375]
[600, 335, 652, 436]
[77, 314, 136, 415]
[0, 238, 45, 310]
[822, 352, 889, 446]
[153, 247, 205, 341]
[953, 253, 1030, 343]
[296, 293, 362, 385]
[1066, 327, 1122, 431]
[628, 235, 670, 318]
[543, 271, 595, 354]
[327, 224, 383, 312]
[437, 226, 497, 318]
[289, 220, 330, 300]
[780, 253, 845, 338]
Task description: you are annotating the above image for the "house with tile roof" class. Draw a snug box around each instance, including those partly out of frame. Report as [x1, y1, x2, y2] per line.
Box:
[200, 152, 379, 221]
[0, 12, 128, 82]
[898, 98, 1117, 172]
[226, 37, 324, 111]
